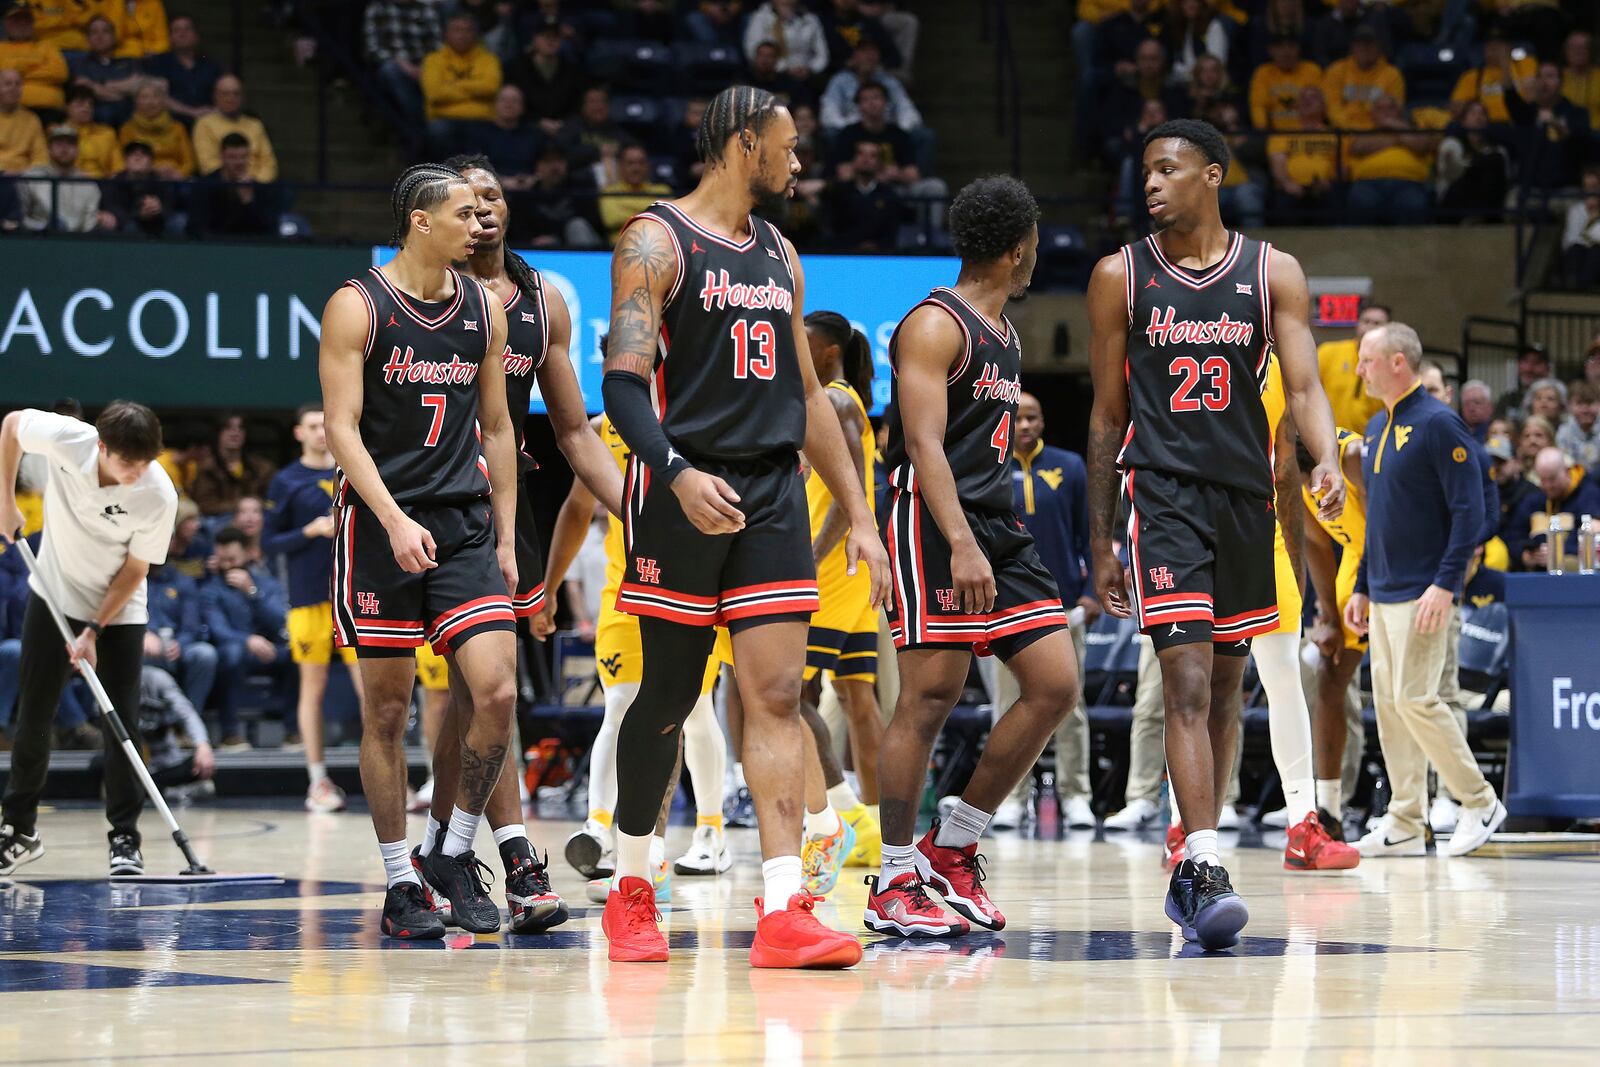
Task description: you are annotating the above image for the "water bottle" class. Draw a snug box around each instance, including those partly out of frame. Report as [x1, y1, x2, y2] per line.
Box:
[1579, 514, 1596, 576]
[1547, 514, 1567, 575]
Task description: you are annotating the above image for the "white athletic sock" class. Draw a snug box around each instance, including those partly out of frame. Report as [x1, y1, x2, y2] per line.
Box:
[1317, 778, 1343, 815]
[1253, 632, 1316, 821]
[826, 781, 861, 812]
[1185, 828, 1221, 867]
[380, 839, 419, 888]
[419, 814, 443, 857]
[590, 682, 638, 823]
[935, 800, 990, 849]
[492, 823, 528, 848]
[732, 761, 748, 789]
[879, 842, 917, 887]
[683, 692, 727, 820]
[650, 834, 667, 870]
[308, 761, 327, 785]
[441, 805, 481, 858]
[762, 854, 803, 909]
[616, 828, 653, 883]
[805, 803, 841, 840]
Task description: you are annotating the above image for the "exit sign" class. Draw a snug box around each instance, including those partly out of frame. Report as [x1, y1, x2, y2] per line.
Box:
[1308, 276, 1372, 329]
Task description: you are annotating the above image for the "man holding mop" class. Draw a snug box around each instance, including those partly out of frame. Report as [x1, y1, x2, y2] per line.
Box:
[0, 401, 177, 877]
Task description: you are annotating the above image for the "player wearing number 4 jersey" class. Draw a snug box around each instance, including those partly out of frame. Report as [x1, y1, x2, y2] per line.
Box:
[1086, 120, 1345, 950]
[868, 175, 1077, 940]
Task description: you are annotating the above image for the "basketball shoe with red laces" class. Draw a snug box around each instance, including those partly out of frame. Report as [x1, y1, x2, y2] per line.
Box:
[915, 821, 1005, 930]
[750, 892, 863, 969]
[1163, 821, 1186, 872]
[1284, 811, 1360, 871]
[862, 872, 971, 938]
[602, 875, 669, 962]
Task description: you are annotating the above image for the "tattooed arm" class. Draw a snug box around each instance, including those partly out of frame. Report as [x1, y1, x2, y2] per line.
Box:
[1085, 253, 1133, 618]
[601, 214, 745, 535]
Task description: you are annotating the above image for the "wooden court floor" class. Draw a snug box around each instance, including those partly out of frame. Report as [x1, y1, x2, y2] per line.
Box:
[1, 805, 1597, 1066]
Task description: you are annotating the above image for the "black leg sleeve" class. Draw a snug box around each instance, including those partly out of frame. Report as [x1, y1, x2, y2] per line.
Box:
[613, 617, 717, 836]
[0, 595, 73, 837]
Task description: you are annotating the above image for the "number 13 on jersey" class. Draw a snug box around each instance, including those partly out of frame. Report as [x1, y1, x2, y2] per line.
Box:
[730, 319, 777, 380]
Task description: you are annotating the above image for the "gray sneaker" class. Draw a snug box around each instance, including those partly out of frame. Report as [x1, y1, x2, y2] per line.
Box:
[0, 823, 43, 876]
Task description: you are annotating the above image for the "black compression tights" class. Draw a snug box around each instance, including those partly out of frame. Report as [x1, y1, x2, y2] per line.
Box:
[613, 617, 717, 836]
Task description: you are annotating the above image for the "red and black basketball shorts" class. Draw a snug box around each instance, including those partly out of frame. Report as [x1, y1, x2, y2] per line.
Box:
[616, 451, 819, 631]
[333, 500, 516, 658]
[511, 473, 545, 619]
[884, 489, 1069, 661]
[1123, 467, 1278, 656]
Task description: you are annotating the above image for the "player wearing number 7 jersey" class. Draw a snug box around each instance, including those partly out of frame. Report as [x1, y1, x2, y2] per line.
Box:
[1085, 119, 1344, 950]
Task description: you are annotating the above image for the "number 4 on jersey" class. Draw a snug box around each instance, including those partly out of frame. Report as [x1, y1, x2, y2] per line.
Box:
[990, 411, 1011, 462]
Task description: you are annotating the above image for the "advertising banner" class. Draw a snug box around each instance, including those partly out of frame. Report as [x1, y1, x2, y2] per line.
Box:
[1505, 574, 1600, 819]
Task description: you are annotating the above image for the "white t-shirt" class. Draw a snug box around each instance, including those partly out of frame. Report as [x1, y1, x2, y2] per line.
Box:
[18, 410, 178, 626]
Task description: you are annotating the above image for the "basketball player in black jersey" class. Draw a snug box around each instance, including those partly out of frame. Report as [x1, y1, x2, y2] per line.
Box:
[601, 84, 888, 968]
[401, 156, 625, 934]
[1086, 120, 1343, 949]
[867, 176, 1075, 938]
[320, 164, 521, 940]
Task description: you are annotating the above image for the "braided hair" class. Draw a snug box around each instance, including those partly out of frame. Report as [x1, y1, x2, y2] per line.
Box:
[389, 162, 470, 247]
[696, 84, 781, 168]
[443, 153, 541, 301]
[805, 310, 873, 403]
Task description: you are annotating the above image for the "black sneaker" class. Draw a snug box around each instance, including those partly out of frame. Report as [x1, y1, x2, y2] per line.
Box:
[421, 848, 501, 933]
[108, 831, 144, 877]
[0, 823, 43, 876]
[506, 850, 569, 934]
[1164, 859, 1249, 950]
[1317, 807, 1346, 843]
[381, 882, 446, 940]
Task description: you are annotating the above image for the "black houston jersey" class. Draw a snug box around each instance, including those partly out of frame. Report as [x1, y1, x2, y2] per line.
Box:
[630, 201, 806, 461]
[500, 273, 549, 471]
[338, 266, 494, 507]
[884, 286, 1024, 514]
[1119, 231, 1276, 498]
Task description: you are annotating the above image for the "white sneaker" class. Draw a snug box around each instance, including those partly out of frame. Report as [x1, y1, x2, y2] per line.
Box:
[673, 824, 732, 875]
[305, 777, 347, 814]
[1442, 800, 1506, 857]
[991, 798, 1027, 830]
[1061, 795, 1096, 829]
[1103, 797, 1158, 832]
[1428, 795, 1459, 834]
[1356, 816, 1427, 857]
[563, 821, 612, 879]
[1259, 806, 1289, 829]
[0, 824, 43, 876]
[1217, 804, 1240, 831]
[406, 778, 433, 813]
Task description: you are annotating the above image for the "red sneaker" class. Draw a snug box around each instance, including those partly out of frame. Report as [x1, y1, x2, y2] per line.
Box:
[862, 872, 970, 938]
[602, 876, 669, 962]
[1284, 812, 1360, 871]
[1163, 821, 1186, 872]
[916, 823, 1005, 930]
[750, 892, 863, 969]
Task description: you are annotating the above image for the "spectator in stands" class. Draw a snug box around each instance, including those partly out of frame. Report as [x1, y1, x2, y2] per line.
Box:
[202, 526, 291, 751]
[63, 85, 121, 179]
[18, 124, 108, 231]
[363, 0, 442, 127]
[470, 84, 540, 186]
[1561, 166, 1600, 285]
[1523, 377, 1569, 428]
[505, 17, 580, 138]
[555, 85, 625, 175]
[1559, 379, 1600, 469]
[145, 554, 218, 717]
[1322, 26, 1403, 131]
[1209, 101, 1266, 228]
[1245, 0, 1308, 73]
[1505, 60, 1592, 191]
[193, 76, 278, 182]
[684, 0, 742, 48]
[189, 134, 280, 236]
[191, 414, 276, 517]
[447, 0, 520, 63]
[1310, 0, 1389, 69]
[28, 0, 95, 52]
[165, 496, 210, 580]
[102, 139, 171, 234]
[1113, 96, 1173, 221]
[669, 95, 710, 183]
[1097, 0, 1164, 74]
[1561, 30, 1600, 129]
[1345, 93, 1435, 224]
[827, 139, 900, 250]
[598, 141, 669, 245]
[142, 15, 222, 125]
[1164, 0, 1231, 85]
[0, 68, 47, 174]
[1586, 341, 1600, 386]
[1496, 343, 1552, 417]
[107, 0, 169, 60]
[1450, 29, 1534, 128]
[0, 3, 69, 115]
[1103, 39, 1188, 166]
[1250, 32, 1322, 131]
[1268, 86, 1341, 223]
[231, 495, 264, 559]
[747, 39, 814, 109]
[1516, 413, 1556, 472]
[820, 0, 900, 74]
[1319, 300, 1389, 433]
[1461, 379, 1495, 443]
[421, 11, 501, 156]
[68, 16, 142, 127]
[137, 664, 215, 799]
[1436, 100, 1510, 223]
[118, 78, 194, 178]
[829, 80, 942, 205]
[745, 0, 829, 82]
[1508, 446, 1600, 569]
[1486, 434, 1530, 535]
[820, 39, 920, 132]
[1187, 54, 1239, 119]
[516, 143, 602, 247]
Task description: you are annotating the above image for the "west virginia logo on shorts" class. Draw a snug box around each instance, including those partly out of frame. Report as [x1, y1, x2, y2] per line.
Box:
[600, 653, 624, 677]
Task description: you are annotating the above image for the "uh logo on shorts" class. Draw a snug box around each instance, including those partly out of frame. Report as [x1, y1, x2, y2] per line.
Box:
[1148, 567, 1175, 591]
[356, 592, 380, 616]
[936, 588, 958, 611]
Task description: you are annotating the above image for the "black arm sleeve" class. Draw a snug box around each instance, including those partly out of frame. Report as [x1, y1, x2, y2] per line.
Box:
[602, 370, 693, 487]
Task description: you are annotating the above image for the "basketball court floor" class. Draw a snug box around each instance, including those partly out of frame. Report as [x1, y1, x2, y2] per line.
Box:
[2, 804, 1597, 1065]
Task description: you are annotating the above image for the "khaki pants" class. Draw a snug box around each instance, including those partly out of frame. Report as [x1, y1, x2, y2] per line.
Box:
[1368, 599, 1495, 836]
[991, 623, 1090, 804]
[1124, 636, 1243, 808]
